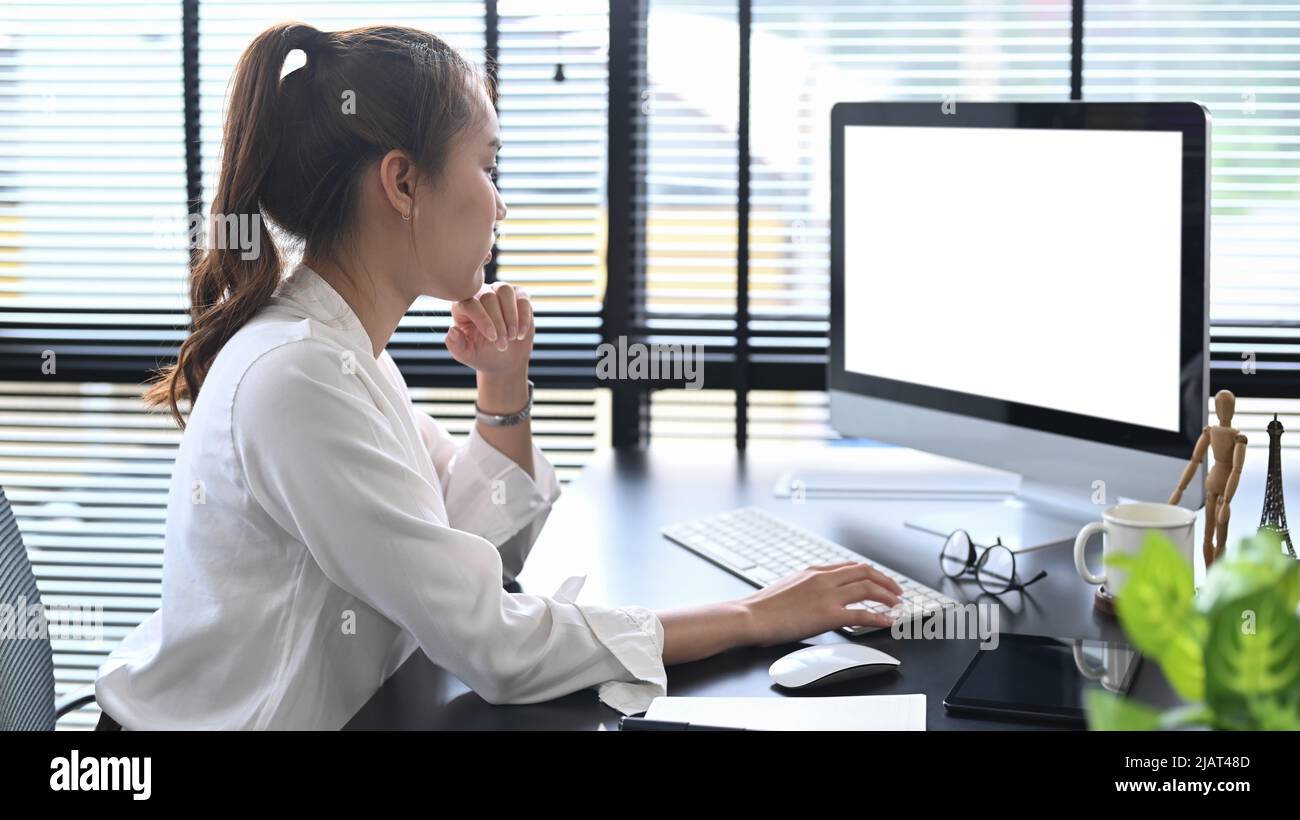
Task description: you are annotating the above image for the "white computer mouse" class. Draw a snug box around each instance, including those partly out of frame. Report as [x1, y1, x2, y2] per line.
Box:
[768, 644, 902, 689]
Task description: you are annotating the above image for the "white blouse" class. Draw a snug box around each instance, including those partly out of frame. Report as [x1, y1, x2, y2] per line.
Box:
[95, 263, 667, 729]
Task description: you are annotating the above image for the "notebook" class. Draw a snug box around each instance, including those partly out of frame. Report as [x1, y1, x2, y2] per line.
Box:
[643, 694, 926, 731]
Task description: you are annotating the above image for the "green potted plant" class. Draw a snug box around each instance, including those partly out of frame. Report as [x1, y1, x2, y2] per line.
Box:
[1087, 530, 1300, 730]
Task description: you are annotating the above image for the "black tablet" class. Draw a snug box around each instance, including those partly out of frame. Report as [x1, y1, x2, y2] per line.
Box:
[943, 633, 1142, 727]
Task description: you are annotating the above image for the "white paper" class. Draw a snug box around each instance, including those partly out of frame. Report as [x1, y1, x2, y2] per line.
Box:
[644, 694, 926, 731]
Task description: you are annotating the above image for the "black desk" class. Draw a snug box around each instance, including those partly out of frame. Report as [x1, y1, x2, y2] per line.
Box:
[347, 443, 1186, 730]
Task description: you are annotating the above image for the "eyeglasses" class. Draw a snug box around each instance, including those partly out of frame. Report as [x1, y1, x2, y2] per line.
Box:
[939, 529, 1047, 595]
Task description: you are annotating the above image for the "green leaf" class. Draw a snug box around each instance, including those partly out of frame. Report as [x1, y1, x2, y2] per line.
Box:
[1087, 689, 1161, 730]
[1110, 532, 1205, 702]
[1204, 586, 1300, 713]
[1196, 535, 1299, 614]
[1156, 703, 1214, 729]
[1245, 694, 1300, 731]
[1238, 528, 1285, 559]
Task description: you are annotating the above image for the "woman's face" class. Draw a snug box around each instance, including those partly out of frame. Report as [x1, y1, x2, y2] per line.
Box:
[410, 92, 506, 302]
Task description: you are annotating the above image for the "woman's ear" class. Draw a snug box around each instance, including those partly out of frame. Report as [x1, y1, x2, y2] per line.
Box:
[377, 149, 417, 220]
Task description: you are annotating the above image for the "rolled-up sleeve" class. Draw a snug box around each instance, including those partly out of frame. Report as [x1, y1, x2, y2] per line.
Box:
[232, 342, 666, 714]
[417, 412, 560, 586]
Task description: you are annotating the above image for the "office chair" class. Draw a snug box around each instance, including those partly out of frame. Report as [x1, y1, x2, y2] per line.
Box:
[0, 484, 97, 730]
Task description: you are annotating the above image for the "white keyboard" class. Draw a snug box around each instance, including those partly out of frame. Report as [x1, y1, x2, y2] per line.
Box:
[661, 506, 960, 636]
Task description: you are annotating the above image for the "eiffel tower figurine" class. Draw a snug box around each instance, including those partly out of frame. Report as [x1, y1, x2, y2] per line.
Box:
[1258, 414, 1296, 558]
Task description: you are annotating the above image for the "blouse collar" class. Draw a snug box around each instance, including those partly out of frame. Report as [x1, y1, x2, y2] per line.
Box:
[273, 262, 375, 357]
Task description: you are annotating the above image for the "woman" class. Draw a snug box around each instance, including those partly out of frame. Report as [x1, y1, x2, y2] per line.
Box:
[93, 22, 903, 730]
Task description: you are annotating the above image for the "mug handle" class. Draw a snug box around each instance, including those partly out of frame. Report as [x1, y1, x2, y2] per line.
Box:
[1074, 521, 1107, 585]
[1072, 640, 1106, 680]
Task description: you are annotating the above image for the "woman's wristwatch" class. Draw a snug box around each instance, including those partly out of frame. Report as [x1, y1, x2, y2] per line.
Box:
[475, 379, 534, 427]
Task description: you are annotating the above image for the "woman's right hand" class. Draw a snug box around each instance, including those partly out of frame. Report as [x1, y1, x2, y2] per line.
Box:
[740, 561, 905, 647]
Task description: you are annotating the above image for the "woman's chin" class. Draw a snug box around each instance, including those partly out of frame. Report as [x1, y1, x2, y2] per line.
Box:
[450, 269, 483, 302]
[430, 268, 485, 303]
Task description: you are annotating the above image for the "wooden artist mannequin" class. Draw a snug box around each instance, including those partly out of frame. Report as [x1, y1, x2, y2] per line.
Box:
[1169, 389, 1248, 568]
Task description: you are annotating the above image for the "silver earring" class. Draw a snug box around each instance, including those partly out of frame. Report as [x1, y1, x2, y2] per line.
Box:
[402, 211, 411, 222]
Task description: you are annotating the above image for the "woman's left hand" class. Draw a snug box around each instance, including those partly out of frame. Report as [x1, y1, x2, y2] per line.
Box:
[445, 281, 534, 375]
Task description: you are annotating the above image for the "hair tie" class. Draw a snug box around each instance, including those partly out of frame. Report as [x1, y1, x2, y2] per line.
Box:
[285, 24, 329, 57]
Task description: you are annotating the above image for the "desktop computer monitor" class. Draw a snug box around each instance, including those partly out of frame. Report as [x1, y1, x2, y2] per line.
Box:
[828, 101, 1209, 551]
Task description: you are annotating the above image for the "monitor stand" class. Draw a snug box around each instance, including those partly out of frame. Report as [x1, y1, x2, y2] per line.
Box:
[904, 479, 1101, 553]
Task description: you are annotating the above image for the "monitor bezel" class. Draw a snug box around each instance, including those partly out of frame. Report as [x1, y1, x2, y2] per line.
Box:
[829, 101, 1209, 460]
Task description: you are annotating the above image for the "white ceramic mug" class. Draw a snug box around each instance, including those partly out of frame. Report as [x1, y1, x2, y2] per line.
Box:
[1073, 502, 1196, 595]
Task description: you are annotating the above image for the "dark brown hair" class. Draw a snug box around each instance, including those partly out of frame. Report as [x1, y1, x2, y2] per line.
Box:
[144, 22, 496, 428]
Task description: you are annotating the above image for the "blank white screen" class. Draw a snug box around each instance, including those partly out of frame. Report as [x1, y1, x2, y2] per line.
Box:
[843, 125, 1184, 433]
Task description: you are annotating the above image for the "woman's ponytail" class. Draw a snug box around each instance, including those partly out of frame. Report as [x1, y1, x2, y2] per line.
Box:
[143, 23, 323, 429]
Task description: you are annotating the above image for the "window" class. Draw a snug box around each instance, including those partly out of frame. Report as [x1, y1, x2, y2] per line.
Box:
[637, 1, 743, 442]
[1083, 0, 1300, 393]
[0, 0, 190, 378]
